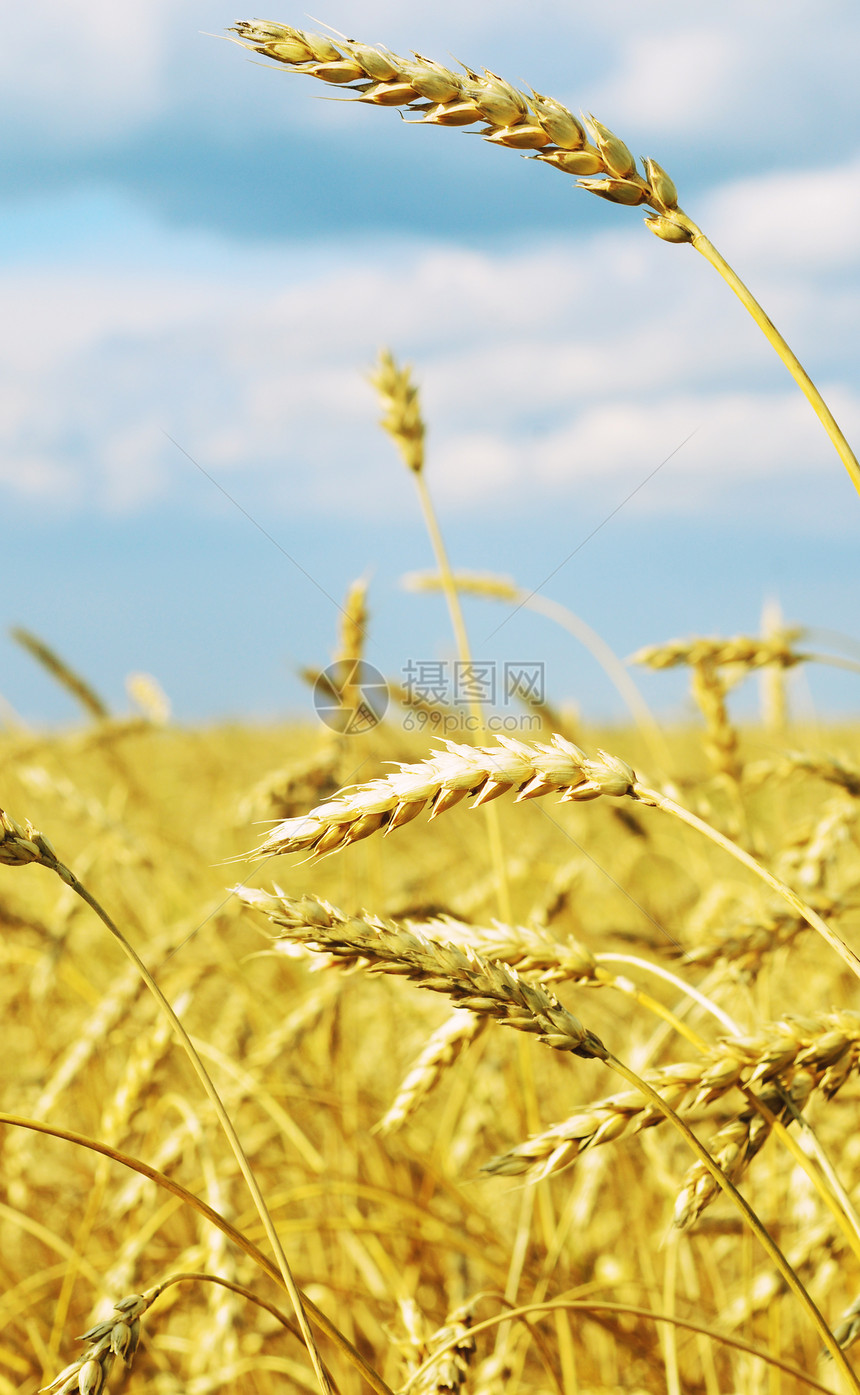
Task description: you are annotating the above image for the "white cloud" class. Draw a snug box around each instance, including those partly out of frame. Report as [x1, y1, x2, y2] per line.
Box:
[585, 30, 738, 136]
[704, 159, 860, 272]
[0, 0, 175, 141]
[1, 214, 856, 527]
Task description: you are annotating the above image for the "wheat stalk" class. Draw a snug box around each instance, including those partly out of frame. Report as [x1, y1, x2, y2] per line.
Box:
[228, 20, 860, 497]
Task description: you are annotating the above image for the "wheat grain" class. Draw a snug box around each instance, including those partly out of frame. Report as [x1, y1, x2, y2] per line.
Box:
[249, 735, 636, 858]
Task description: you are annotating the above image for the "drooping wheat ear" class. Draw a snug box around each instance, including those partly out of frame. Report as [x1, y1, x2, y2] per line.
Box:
[369, 349, 425, 474]
[396, 1299, 476, 1395]
[43, 1288, 157, 1395]
[672, 1078, 811, 1231]
[249, 734, 637, 857]
[228, 21, 860, 496]
[10, 626, 109, 720]
[753, 749, 860, 798]
[485, 1010, 860, 1184]
[632, 633, 806, 783]
[228, 23, 687, 230]
[777, 798, 855, 893]
[682, 897, 839, 976]
[237, 888, 609, 1060]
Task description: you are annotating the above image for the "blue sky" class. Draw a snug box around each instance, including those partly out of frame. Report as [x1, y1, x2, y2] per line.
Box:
[2, 0, 859, 729]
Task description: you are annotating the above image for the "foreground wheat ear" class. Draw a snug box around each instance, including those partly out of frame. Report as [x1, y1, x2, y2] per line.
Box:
[228, 20, 860, 498]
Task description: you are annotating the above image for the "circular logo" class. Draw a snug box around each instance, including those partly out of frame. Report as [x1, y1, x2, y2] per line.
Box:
[313, 661, 389, 734]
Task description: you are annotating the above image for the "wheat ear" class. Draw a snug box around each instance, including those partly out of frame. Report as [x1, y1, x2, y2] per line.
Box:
[238, 887, 609, 1059]
[43, 1289, 156, 1395]
[228, 20, 860, 497]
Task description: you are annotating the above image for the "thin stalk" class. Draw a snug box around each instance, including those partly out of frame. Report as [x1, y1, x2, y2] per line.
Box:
[65, 875, 333, 1395]
[633, 782, 860, 983]
[678, 218, 860, 499]
[405, 1299, 839, 1395]
[514, 590, 672, 771]
[412, 471, 512, 922]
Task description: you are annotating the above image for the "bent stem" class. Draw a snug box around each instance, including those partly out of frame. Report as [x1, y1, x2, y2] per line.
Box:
[603, 1051, 858, 1385]
[405, 1299, 838, 1395]
[675, 215, 860, 499]
[633, 781, 860, 983]
[65, 874, 334, 1395]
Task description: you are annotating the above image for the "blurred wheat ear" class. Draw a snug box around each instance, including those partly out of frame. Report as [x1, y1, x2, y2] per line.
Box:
[227, 20, 860, 498]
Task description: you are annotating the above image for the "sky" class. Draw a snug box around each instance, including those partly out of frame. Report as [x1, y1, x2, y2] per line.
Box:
[2, 0, 859, 731]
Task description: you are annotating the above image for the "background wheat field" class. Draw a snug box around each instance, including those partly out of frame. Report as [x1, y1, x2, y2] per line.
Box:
[4, 8, 860, 1395]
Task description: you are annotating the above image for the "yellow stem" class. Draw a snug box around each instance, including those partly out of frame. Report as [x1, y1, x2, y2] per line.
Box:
[66, 876, 334, 1395]
[412, 471, 512, 921]
[677, 214, 860, 499]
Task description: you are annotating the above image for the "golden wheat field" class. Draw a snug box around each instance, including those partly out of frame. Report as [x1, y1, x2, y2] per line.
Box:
[4, 14, 860, 1395]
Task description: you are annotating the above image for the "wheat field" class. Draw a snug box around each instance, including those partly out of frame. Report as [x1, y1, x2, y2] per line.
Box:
[3, 16, 860, 1395]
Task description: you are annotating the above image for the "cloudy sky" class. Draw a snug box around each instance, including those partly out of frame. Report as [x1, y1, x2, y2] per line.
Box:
[3, 0, 859, 728]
